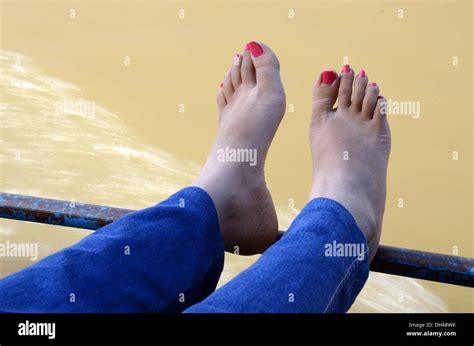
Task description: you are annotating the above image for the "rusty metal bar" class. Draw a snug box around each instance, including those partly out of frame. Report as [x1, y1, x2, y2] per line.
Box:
[0, 193, 133, 230]
[0, 192, 473, 288]
[369, 246, 473, 287]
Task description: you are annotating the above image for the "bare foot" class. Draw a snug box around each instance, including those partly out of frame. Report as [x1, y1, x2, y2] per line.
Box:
[309, 65, 391, 262]
[193, 41, 286, 255]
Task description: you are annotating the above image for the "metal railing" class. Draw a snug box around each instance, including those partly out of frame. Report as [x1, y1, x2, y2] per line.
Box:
[0, 192, 472, 288]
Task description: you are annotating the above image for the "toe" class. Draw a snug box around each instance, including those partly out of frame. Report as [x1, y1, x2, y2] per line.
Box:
[241, 50, 256, 85]
[312, 70, 340, 118]
[222, 70, 234, 102]
[373, 95, 387, 123]
[230, 53, 243, 90]
[373, 96, 391, 142]
[216, 86, 226, 111]
[352, 70, 368, 112]
[245, 41, 281, 86]
[338, 64, 354, 109]
[362, 82, 380, 119]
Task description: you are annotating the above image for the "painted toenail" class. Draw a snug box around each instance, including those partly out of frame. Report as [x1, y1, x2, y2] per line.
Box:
[342, 64, 350, 73]
[368, 82, 377, 87]
[246, 41, 264, 57]
[321, 70, 338, 85]
[358, 70, 366, 78]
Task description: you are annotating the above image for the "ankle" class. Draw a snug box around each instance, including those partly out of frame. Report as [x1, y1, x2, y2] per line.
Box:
[309, 185, 379, 254]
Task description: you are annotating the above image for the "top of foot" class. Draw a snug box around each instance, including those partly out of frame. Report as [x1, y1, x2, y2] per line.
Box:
[309, 65, 391, 262]
[193, 41, 286, 255]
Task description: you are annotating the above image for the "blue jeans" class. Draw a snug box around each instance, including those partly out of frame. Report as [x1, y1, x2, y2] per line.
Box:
[0, 187, 369, 313]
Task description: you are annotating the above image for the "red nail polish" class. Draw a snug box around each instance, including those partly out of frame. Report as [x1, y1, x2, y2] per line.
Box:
[368, 82, 377, 87]
[246, 41, 264, 57]
[358, 70, 366, 78]
[342, 64, 350, 73]
[321, 70, 338, 85]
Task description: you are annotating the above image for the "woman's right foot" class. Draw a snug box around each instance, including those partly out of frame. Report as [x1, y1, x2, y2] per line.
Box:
[309, 65, 391, 262]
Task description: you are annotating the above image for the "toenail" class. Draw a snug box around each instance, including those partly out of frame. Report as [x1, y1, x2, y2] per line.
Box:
[341, 64, 350, 74]
[368, 82, 377, 87]
[220, 82, 223, 88]
[246, 41, 264, 57]
[321, 70, 338, 85]
[233, 54, 240, 65]
[358, 70, 366, 78]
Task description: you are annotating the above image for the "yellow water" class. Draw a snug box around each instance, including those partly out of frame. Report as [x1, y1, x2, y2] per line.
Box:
[0, 0, 472, 312]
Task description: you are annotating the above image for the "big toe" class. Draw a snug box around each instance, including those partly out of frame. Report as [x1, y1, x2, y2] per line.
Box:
[312, 70, 340, 119]
[245, 41, 282, 87]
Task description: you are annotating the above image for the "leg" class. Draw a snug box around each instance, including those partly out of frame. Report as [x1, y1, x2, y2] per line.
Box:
[186, 197, 369, 313]
[186, 65, 391, 313]
[0, 187, 224, 312]
[0, 41, 287, 312]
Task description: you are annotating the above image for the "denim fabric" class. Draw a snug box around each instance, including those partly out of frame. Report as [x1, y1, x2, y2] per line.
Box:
[0, 187, 224, 312]
[0, 188, 369, 313]
[186, 198, 369, 313]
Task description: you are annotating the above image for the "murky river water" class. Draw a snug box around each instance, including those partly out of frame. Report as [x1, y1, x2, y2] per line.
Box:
[0, 1, 472, 312]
